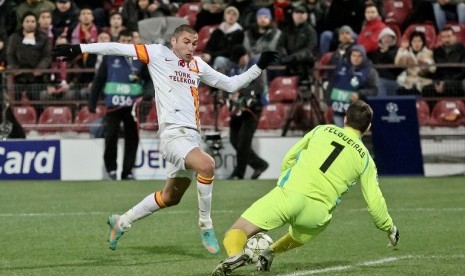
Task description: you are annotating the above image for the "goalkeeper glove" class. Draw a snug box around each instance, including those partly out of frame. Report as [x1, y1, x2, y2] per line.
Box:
[387, 226, 400, 247]
[52, 44, 82, 61]
[256, 51, 279, 70]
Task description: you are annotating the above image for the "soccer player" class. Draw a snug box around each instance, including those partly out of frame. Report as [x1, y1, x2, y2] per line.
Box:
[52, 24, 278, 254]
[211, 100, 400, 275]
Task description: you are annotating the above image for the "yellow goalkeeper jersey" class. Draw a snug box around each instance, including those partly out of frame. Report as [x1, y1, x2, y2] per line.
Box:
[277, 124, 393, 232]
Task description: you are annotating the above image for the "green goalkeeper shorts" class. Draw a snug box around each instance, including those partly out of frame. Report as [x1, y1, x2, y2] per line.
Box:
[241, 186, 332, 244]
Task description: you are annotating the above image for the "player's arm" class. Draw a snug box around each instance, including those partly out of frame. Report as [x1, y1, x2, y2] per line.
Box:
[52, 43, 141, 61]
[359, 157, 395, 233]
[199, 58, 262, 92]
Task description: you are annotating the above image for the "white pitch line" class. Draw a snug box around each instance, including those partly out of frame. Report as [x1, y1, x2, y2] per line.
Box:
[0, 210, 234, 217]
[348, 207, 465, 212]
[277, 256, 410, 276]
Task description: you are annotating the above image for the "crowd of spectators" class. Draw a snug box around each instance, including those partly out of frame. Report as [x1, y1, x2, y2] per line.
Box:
[0, 0, 465, 129]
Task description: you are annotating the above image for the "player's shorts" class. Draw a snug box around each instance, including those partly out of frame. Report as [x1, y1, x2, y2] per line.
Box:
[159, 126, 201, 180]
[241, 187, 332, 244]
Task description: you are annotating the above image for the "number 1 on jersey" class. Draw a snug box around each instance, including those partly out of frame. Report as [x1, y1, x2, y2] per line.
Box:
[320, 141, 345, 173]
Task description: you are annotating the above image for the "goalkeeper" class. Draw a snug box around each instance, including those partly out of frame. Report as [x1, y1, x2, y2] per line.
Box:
[212, 100, 400, 276]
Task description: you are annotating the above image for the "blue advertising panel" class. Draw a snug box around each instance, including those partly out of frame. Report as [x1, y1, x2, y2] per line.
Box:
[0, 140, 61, 180]
[368, 96, 424, 176]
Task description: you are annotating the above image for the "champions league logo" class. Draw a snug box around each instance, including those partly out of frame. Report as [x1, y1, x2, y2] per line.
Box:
[381, 102, 406, 123]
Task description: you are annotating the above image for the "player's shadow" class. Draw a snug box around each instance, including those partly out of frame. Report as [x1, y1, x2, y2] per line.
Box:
[125, 245, 205, 259]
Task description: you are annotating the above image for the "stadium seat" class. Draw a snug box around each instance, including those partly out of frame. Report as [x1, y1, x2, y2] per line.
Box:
[176, 2, 201, 27]
[384, 0, 413, 28]
[198, 85, 214, 105]
[258, 103, 286, 130]
[140, 102, 158, 131]
[324, 106, 334, 124]
[318, 52, 333, 78]
[13, 106, 37, 131]
[402, 24, 436, 49]
[434, 23, 465, 47]
[429, 99, 465, 127]
[268, 76, 299, 103]
[199, 104, 215, 128]
[385, 23, 402, 46]
[38, 106, 73, 133]
[416, 99, 431, 126]
[196, 24, 219, 53]
[74, 105, 106, 133]
[217, 105, 230, 128]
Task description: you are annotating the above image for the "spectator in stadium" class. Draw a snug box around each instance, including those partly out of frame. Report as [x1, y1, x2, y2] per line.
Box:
[273, 0, 292, 29]
[102, 11, 126, 41]
[226, 45, 269, 180]
[16, 0, 55, 30]
[211, 100, 400, 276]
[0, 30, 6, 71]
[369, 27, 402, 97]
[52, 24, 278, 255]
[277, 4, 317, 81]
[303, 0, 330, 36]
[88, 30, 143, 181]
[40, 35, 78, 103]
[328, 25, 356, 66]
[202, 6, 244, 73]
[7, 11, 52, 101]
[432, 0, 465, 31]
[327, 45, 378, 127]
[423, 26, 465, 98]
[0, 0, 17, 36]
[70, 7, 99, 85]
[194, 0, 227, 31]
[243, 7, 281, 58]
[357, 2, 386, 55]
[52, 0, 79, 41]
[0, 102, 26, 139]
[121, 0, 172, 32]
[395, 30, 436, 95]
[227, 0, 255, 30]
[319, 0, 365, 55]
[38, 9, 54, 47]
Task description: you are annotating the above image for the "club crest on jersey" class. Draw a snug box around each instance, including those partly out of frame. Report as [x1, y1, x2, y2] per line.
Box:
[178, 60, 186, 67]
[188, 60, 199, 73]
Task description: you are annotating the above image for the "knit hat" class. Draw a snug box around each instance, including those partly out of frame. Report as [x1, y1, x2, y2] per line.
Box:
[224, 6, 240, 17]
[339, 25, 354, 36]
[256, 7, 272, 19]
[231, 45, 248, 64]
[378, 27, 397, 42]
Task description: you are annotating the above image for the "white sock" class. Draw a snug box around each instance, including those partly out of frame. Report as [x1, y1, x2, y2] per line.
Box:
[119, 193, 162, 228]
[197, 181, 213, 229]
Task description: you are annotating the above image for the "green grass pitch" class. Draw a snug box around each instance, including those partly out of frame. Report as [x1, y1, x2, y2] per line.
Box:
[1, 176, 465, 275]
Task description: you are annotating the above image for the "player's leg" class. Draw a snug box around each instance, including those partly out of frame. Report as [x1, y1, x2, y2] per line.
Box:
[185, 146, 220, 254]
[103, 111, 121, 180]
[212, 187, 288, 275]
[258, 194, 331, 271]
[107, 177, 191, 250]
[121, 110, 139, 179]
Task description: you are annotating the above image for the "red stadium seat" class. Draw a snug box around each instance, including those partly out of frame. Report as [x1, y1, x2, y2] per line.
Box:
[196, 24, 219, 53]
[385, 23, 402, 46]
[140, 102, 158, 131]
[74, 106, 106, 133]
[176, 2, 201, 26]
[429, 99, 465, 127]
[384, 0, 413, 27]
[198, 85, 214, 105]
[268, 76, 299, 103]
[402, 24, 436, 49]
[258, 103, 286, 130]
[324, 106, 334, 124]
[434, 23, 465, 47]
[318, 52, 333, 78]
[416, 99, 431, 126]
[38, 106, 73, 133]
[199, 104, 215, 128]
[217, 105, 231, 128]
[13, 106, 37, 131]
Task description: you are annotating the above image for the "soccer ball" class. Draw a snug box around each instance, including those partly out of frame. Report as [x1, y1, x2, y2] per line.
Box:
[243, 232, 273, 263]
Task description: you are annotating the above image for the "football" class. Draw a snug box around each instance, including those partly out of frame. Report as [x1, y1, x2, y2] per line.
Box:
[244, 232, 274, 263]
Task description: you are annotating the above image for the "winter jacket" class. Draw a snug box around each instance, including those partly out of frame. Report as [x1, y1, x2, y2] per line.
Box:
[243, 23, 281, 56]
[395, 46, 435, 92]
[357, 17, 386, 54]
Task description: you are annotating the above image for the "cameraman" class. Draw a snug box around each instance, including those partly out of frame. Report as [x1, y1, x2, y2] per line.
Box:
[227, 45, 269, 180]
[88, 30, 146, 180]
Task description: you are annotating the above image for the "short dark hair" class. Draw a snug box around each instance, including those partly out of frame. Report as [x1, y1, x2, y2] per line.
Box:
[346, 100, 373, 133]
[172, 24, 197, 40]
[118, 29, 133, 39]
[21, 11, 37, 23]
[409, 30, 426, 47]
[440, 25, 455, 34]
